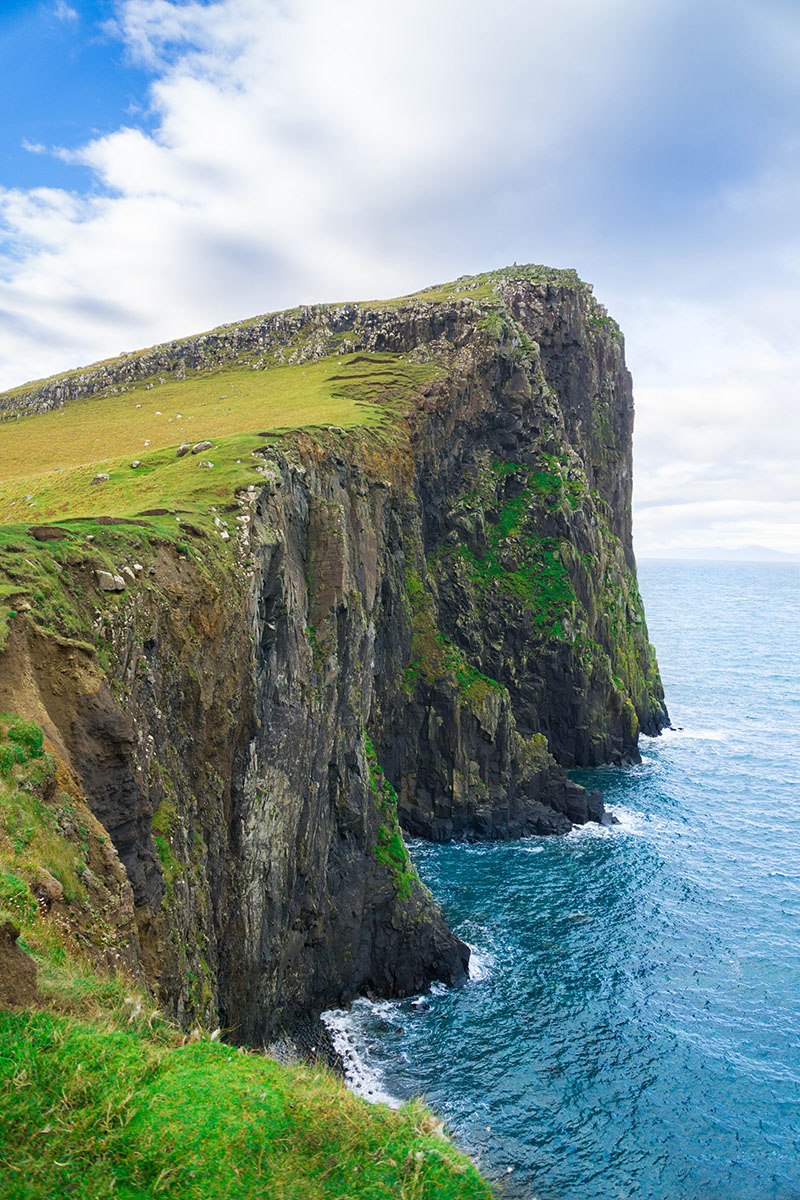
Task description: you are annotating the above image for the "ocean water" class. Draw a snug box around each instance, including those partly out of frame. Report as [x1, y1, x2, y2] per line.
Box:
[324, 561, 800, 1199]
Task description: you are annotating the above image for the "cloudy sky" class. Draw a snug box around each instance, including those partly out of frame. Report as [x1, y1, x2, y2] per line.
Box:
[1, 0, 798, 557]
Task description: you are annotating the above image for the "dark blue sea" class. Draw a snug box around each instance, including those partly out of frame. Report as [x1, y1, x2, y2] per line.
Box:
[324, 560, 800, 1199]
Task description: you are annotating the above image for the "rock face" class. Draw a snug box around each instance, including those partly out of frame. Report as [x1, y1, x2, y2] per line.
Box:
[0, 266, 667, 1041]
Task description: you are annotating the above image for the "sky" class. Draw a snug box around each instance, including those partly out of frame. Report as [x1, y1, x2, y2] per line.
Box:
[0, 0, 798, 558]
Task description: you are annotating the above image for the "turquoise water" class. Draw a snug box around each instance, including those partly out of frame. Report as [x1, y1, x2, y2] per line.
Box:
[327, 561, 800, 1198]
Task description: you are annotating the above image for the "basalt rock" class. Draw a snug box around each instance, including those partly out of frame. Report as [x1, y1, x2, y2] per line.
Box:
[0, 266, 666, 1042]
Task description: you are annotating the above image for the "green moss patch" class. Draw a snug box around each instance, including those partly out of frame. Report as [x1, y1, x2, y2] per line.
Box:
[447, 459, 581, 638]
[403, 570, 504, 705]
[365, 735, 418, 902]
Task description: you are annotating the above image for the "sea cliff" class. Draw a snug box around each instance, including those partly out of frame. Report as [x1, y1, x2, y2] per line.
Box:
[0, 264, 666, 1041]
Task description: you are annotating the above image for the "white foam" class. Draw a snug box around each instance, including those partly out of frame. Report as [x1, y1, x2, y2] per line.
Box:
[609, 806, 649, 834]
[321, 1004, 400, 1108]
[567, 805, 648, 838]
[466, 945, 495, 982]
[664, 726, 729, 742]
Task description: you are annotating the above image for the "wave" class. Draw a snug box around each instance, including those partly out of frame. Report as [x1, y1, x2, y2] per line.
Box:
[322, 936, 495, 1108]
[320, 1002, 401, 1109]
[567, 805, 654, 839]
[662, 726, 730, 742]
[466, 944, 495, 982]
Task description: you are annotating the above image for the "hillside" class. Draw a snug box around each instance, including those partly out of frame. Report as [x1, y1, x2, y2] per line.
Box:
[0, 265, 666, 1195]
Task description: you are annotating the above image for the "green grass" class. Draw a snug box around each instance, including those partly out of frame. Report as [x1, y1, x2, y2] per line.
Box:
[0, 351, 439, 653]
[0, 715, 492, 1198]
[0, 1010, 491, 1200]
[445, 459, 581, 638]
[0, 353, 436, 526]
[0, 714, 106, 975]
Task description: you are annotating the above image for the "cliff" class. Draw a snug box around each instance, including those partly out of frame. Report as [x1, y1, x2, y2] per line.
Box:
[0, 265, 667, 1040]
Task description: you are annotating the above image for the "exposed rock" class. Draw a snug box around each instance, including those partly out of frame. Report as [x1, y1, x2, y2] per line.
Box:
[32, 868, 64, 910]
[95, 570, 126, 592]
[191, 441, 212, 455]
[176, 444, 191, 458]
[91, 473, 110, 485]
[0, 920, 37, 1007]
[0, 266, 667, 1044]
[30, 526, 69, 542]
[131, 460, 142, 469]
[95, 516, 149, 527]
[197, 459, 214, 469]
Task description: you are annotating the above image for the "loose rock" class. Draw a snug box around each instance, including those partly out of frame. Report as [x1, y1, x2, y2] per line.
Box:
[176, 443, 191, 458]
[33, 869, 64, 910]
[191, 441, 212, 454]
[95, 569, 126, 592]
[91, 473, 110, 485]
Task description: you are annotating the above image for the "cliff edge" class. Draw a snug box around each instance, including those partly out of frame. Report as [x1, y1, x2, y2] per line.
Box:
[0, 265, 667, 1039]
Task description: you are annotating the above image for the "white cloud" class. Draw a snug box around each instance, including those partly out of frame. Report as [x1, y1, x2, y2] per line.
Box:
[0, 0, 798, 555]
[53, 1, 79, 21]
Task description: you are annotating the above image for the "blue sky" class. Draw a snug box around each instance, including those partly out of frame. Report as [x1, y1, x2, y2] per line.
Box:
[0, 1, 154, 189]
[1, 0, 798, 557]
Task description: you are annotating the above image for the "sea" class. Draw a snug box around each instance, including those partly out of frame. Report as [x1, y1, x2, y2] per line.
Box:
[323, 560, 800, 1199]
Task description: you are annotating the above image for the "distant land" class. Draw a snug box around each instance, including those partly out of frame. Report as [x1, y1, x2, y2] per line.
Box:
[641, 546, 800, 563]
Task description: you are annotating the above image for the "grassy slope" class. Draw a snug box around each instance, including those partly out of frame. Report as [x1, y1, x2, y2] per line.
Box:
[0, 1011, 491, 1200]
[0, 718, 492, 1199]
[0, 353, 434, 525]
[0, 350, 438, 653]
[1, 261, 581, 401]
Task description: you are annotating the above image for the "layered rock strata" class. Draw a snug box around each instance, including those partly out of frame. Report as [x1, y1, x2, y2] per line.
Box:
[0, 267, 667, 1037]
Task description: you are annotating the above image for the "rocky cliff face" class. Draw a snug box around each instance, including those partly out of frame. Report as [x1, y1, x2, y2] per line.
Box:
[0, 266, 667, 1039]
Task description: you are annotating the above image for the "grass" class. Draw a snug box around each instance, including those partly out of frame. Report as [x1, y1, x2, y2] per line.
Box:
[0, 510, 233, 656]
[0, 715, 80, 914]
[0, 714, 123, 989]
[0, 715, 493, 1198]
[446, 459, 580, 638]
[0, 350, 438, 653]
[0, 353, 436, 526]
[0, 1010, 492, 1200]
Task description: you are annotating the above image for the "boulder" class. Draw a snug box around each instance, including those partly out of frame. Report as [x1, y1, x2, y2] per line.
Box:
[176, 443, 191, 458]
[33, 869, 64, 910]
[91, 473, 110, 485]
[197, 460, 215, 469]
[95, 570, 126, 592]
[191, 441, 212, 455]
